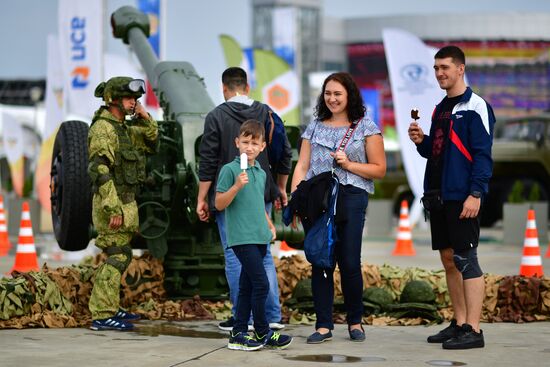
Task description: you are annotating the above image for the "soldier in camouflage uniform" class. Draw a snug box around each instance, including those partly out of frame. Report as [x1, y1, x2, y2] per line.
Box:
[88, 76, 158, 331]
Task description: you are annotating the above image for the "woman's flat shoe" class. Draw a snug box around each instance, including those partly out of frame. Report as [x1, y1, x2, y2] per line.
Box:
[306, 331, 333, 344]
[349, 327, 365, 342]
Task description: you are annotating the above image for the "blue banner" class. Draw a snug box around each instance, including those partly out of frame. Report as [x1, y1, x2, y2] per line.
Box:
[360, 88, 380, 127]
[137, 0, 160, 57]
[137, 0, 160, 107]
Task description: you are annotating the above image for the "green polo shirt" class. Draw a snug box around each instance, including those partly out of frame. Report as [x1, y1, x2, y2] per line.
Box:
[216, 157, 272, 247]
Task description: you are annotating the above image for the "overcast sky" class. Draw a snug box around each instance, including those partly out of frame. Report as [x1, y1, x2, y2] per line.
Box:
[2, 0, 550, 103]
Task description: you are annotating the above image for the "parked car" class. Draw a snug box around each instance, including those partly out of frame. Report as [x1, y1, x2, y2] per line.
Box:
[482, 113, 550, 225]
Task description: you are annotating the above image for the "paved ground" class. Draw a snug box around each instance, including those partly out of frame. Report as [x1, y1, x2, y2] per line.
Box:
[0, 226, 549, 367]
[1, 319, 549, 367]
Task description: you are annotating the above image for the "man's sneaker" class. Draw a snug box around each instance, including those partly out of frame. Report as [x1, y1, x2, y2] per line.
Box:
[256, 330, 292, 350]
[442, 324, 485, 350]
[427, 319, 461, 343]
[114, 309, 141, 321]
[218, 317, 254, 332]
[269, 322, 285, 330]
[90, 317, 134, 331]
[227, 331, 263, 351]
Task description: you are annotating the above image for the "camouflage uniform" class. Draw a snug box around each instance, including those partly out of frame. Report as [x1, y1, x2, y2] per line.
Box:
[88, 77, 158, 320]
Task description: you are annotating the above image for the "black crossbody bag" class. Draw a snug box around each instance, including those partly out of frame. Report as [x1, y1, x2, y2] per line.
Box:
[286, 120, 359, 224]
[421, 189, 444, 212]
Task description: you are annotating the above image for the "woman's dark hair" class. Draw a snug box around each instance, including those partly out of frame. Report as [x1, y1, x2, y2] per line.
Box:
[314, 72, 365, 123]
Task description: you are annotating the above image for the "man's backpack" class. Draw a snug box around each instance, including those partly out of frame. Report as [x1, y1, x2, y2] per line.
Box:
[265, 110, 286, 168]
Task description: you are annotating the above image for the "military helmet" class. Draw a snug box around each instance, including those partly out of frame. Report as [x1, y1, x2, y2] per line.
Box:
[292, 278, 313, 302]
[385, 302, 442, 322]
[283, 278, 314, 311]
[362, 287, 394, 308]
[400, 280, 436, 304]
[94, 77, 146, 103]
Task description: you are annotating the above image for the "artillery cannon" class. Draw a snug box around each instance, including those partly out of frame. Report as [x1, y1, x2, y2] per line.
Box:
[50, 6, 228, 299]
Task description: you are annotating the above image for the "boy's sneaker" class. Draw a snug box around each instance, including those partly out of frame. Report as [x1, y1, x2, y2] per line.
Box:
[227, 331, 263, 351]
[114, 309, 141, 321]
[427, 319, 461, 343]
[218, 317, 235, 331]
[269, 321, 285, 330]
[442, 324, 485, 350]
[90, 317, 134, 331]
[256, 330, 293, 350]
[218, 317, 254, 331]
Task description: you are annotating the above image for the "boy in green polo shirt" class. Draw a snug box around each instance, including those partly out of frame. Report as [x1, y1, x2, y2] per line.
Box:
[216, 120, 293, 351]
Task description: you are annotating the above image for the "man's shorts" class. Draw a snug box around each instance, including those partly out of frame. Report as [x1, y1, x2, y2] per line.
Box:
[429, 201, 481, 251]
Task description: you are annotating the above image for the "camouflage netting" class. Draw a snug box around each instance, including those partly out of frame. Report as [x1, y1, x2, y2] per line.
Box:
[0, 253, 216, 329]
[0, 253, 549, 329]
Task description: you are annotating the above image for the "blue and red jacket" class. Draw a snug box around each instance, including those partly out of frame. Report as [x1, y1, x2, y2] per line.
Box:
[417, 87, 496, 201]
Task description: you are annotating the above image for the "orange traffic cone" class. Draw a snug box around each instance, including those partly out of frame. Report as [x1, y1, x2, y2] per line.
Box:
[9, 201, 39, 273]
[278, 240, 299, 258]
[519, 209, 544, 277]
[0, 195, 12, 256]
[392, 200, 416, 256]
[546, 242, 550, 258]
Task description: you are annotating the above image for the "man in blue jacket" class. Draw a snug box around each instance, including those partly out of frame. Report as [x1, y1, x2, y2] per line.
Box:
[408, 45, 495, 350]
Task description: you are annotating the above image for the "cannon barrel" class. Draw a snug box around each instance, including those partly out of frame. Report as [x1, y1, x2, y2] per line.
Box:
[111, 5, 215, 164]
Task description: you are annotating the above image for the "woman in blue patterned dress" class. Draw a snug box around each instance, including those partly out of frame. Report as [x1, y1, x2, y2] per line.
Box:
[291, 72, 386, 343]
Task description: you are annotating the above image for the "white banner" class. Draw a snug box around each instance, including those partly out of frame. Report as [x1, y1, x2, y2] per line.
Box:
[45, 35, 65, 139]
[58, 0, 103, 120]
[36, 34, 66, 211]
[1, 113, 24, 165]
[1, 113, 25, 196]
[103, 53, 144, 81]
[382, 28, 446, 224]
[272, 7, 296, 68]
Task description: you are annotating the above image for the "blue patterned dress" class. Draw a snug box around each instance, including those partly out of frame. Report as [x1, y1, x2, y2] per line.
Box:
[302, 116, 382, 194]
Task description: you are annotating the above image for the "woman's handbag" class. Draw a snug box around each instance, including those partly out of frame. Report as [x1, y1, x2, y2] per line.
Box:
[284, 171, 333, 225]
[302, 174, 339, 270]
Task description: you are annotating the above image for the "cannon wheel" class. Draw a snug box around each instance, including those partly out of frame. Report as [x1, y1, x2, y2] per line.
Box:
[138, 201, 170, 239]
[50, 120, 92, 251]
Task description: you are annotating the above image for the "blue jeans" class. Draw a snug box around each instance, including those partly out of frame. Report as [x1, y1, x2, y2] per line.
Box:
[308, 185, 368, 330]
[231, 244, 270, 336]
[216, 203, 281, 323]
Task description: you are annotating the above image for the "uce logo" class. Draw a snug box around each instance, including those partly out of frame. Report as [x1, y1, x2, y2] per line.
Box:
[70, 17, 89, 89]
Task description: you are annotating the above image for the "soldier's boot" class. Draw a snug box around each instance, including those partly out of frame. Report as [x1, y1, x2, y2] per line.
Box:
[114, 309, 141, 321]
[90, 317, 134, 331]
